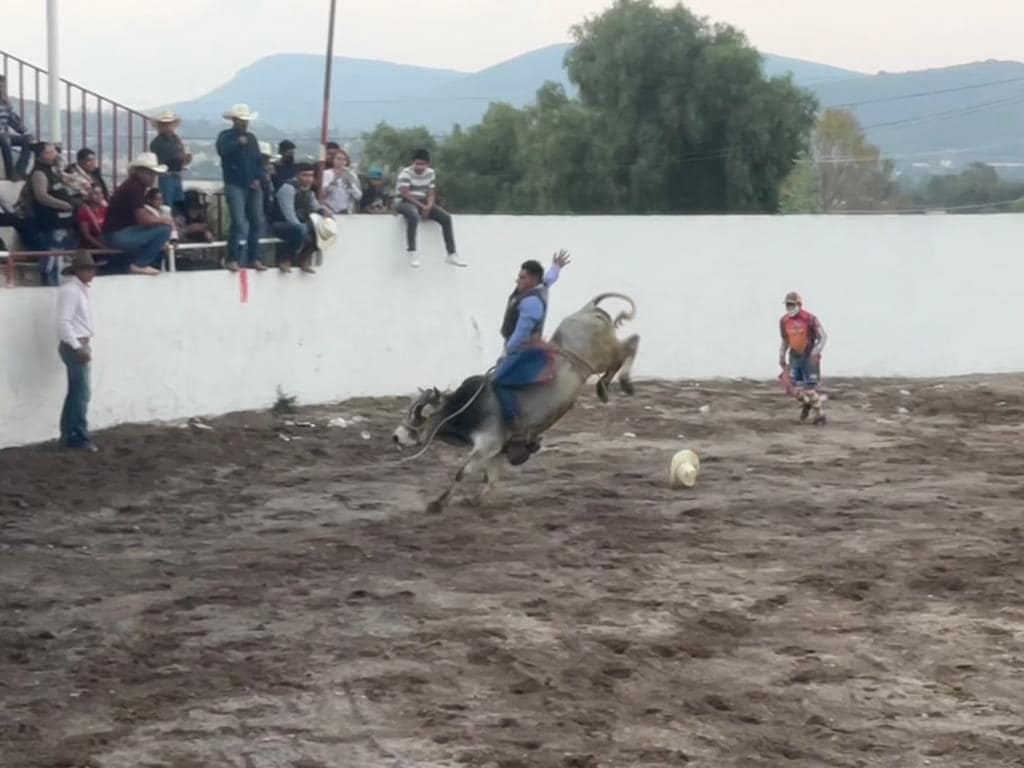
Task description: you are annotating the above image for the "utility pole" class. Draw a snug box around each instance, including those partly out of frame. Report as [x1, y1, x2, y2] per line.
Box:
[319, 0, 338, 170]
[46, 0, 61, 145]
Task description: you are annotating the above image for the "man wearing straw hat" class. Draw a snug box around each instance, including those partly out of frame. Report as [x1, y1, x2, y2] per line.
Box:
[56, 251, 105, 452]
[779, 291, 828, 425]
[102, 152, 173, 275]
[149, 111, 190, 210]
[216, 104, 266, 272]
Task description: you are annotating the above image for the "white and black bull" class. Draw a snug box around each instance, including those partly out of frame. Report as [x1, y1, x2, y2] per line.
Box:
[393, 293, 640, 513]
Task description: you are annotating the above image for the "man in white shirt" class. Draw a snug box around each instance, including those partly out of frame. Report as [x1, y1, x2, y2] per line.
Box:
[56, 252, 103, 452]
[395, 148, 466, 269]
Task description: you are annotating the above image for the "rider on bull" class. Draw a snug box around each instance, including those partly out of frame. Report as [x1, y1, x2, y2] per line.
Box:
[779, 290, 828, 425]
[493, 249, 572, 464]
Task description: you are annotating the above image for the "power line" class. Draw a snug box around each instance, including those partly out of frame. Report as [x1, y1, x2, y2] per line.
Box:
[831, 75, 1024, 108]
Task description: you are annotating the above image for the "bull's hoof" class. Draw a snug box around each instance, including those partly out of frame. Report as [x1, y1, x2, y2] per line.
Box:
[506, 441, 532, 466]
[596, 380, 610, 403]
[425, 500, 446, 515]
[620, 378, 636, 396]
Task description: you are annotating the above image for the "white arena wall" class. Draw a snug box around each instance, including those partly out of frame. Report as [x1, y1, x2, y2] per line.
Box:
[2, 213, 1022, 449]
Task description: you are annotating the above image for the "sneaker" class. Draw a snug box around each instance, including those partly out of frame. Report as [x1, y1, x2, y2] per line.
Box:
[445, 253, 468, 268]
[279, 260, 293, 273]
[225, 261, 240, 273]
[408, 251, 421, 268]
[130, 265, 160, 276]
[299, 263, 316, 274]
[252, 261, 268, 272]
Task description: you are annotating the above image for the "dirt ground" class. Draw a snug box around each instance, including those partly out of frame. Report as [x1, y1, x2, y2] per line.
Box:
[2, 375, 1023, 768]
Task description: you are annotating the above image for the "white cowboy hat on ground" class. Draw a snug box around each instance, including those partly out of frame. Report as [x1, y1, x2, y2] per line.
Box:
[128, 152, 168, 174]
[670, 449, 701, 488]
[151, 111, 181, 126]
[223, 103, 258, 122]
[309, 213, 338, 250]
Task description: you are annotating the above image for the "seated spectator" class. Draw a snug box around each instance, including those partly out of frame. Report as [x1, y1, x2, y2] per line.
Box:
[272, 162, 330, 274]
[75, 184, 108, 251]
[149, 112, 190, 210]
[271, 140, 297, 190]
[322, 148, 362, 215]
[325, 141, 340, 167]
[64, 148, 108, 202]
[173, 189, 215, 243]
[360, 167, 393, 214]
[396, 148, 465, 268]
[145, 188, 178, 242]
[102, 152, 172, 276]
[0, 74, 34, 181]
[16, 142, 76, 285]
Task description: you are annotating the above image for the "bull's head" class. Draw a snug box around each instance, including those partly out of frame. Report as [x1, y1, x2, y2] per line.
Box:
[392, 387, 443, 448]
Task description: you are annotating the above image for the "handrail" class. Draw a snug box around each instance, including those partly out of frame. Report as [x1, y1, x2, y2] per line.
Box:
[1, 49, 151, 188]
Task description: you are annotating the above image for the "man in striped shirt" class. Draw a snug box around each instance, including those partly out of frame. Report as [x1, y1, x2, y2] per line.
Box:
[395, 148, 466, 269]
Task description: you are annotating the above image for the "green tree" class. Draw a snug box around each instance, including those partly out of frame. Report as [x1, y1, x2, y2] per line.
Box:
[361, 123, 438, 179]
[778, 153, 823, 214]
[566, 0, 817, 212]
[810, 108, 897, 211]
[913, 162, 1024, 211]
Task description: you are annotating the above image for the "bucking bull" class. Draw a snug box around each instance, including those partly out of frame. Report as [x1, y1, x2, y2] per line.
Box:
[393, 293, 640, 513]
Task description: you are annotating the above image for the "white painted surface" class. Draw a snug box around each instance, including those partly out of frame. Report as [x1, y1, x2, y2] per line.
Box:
[2, 214, 1022, 448]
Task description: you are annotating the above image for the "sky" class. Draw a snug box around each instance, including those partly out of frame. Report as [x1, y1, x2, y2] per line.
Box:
[0, 0, 1020, 108]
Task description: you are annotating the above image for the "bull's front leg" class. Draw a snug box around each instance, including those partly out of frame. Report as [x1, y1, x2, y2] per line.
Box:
[425, 434, 501, 514]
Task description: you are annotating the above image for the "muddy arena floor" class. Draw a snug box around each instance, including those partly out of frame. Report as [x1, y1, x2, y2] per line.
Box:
[2, 376, 1023, 768]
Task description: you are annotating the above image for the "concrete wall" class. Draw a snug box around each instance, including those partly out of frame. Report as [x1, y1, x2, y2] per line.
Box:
[2, 214, 1023, 448]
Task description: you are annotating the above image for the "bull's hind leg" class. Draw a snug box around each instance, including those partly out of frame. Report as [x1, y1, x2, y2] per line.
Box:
[617, 334, 640, 395]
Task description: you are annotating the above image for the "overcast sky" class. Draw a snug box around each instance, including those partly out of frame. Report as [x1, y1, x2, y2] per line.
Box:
[0, 0, 1020, 108]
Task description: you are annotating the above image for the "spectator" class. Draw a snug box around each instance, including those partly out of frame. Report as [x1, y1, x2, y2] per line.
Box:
[272, 162, 329, 274]
[145, 188, 178, 242]
[173, 189, 215, 244]
[64, 148, 109, 201]
[325, 140, 340, 167]
[102, 152, 172, 276]
[56, 251, 104, 453]
[75, 184, 108, 251]
[272, 139, 297, 190]
[216, 104, 266, 272]
[0, 74, 34, 181]
[149, 111, 190, 210]
[16, 142, 76, 285]
[322, 148, 362, 215]
[360, 167, 393, 214]
[396, 149, 465, 269]
[258, 141, 278, 224]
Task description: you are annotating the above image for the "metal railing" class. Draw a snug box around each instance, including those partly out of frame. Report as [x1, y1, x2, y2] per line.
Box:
[1, 49, 151, 186]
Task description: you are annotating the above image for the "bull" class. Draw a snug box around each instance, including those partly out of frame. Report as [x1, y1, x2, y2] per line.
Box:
[392, 293, 640, 513]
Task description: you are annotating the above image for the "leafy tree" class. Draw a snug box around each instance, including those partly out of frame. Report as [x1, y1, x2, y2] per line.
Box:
[360, 123, 438, 178]
[810, 108, 898, 211]
[778, 153, 823, 214]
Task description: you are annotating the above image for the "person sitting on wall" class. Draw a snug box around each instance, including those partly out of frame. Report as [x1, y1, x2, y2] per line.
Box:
[75, 184, 108, 251]
[395, 148, 465, 269]
[102, 152, 172, 276]
[144, 188, 178, 242]
[272, 161, 330, 274]
[15, 141, 76, 285]
[322, 148, 362, 215]
[359, 167, 393, 214]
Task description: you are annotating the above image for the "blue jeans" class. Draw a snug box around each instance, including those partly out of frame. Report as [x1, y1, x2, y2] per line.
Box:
[789, 354, 821, 390]
[492, 349, 549, 425]
[158, 172, 184, 209]
[37, 228, 77, 286]
[104, 225, 171, 269]
[225, 183, 264, 265]
[272, 221, 312, 261]
[59, 342, 91, 447]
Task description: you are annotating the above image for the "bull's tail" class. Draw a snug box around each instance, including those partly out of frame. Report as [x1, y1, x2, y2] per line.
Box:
[588, 292, 637, 328]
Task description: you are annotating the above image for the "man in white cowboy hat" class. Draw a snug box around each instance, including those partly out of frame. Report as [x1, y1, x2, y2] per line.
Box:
[149, 111, 190, 210]
[779, 290, 828, 425]
[216, 104, 266, 272]
[102, 152, 173, 276]
[56, 251, 106, 452]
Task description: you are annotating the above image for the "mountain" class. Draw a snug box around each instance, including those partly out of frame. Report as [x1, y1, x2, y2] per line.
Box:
[160, 45, 862, 137]
[161, 47, 1024, 174]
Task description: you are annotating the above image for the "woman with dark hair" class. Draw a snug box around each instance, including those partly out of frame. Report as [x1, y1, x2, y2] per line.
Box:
[65, 148, 109, 201]
[322, 147, 362, 215]
[16, 142, 77, 285]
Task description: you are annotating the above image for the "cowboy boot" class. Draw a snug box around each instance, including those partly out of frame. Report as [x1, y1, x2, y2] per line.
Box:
[505, 419, 531, 466]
